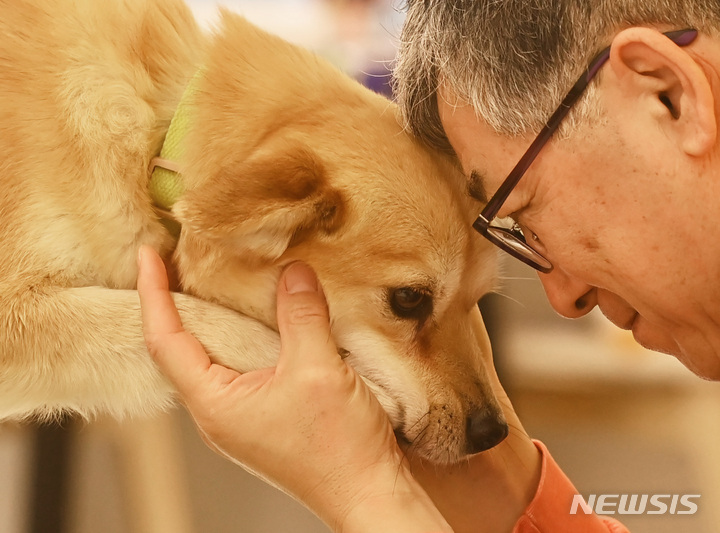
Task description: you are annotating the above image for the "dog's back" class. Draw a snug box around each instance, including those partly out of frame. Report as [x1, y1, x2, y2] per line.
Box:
[0, 0, 262, 420]
[0, 0, 200, 291]
[0, 0, 365, 420]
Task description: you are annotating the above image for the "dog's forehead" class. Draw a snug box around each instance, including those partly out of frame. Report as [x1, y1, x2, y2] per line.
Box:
[329, 204, 495, 296]
[327, 147, 484, 269]
[329, 144, 468, 224]
[305, 106, 496, 294]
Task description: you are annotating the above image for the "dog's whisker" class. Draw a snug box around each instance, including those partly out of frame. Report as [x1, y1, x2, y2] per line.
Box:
[496, 275, 539, 282]
[404, 411, 429, 436]
[408, 422, 431, 458]
[401, 412, 430, 461]
[488, 290, 528, 308]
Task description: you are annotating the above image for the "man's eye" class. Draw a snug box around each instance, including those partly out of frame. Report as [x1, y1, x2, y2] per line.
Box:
[513, 221, 541, 245]
[510, 221, 528, 243]
[389, 287, 433, 320]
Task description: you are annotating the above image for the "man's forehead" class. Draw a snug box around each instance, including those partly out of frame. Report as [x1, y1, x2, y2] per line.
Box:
[436, 92, 504, 206]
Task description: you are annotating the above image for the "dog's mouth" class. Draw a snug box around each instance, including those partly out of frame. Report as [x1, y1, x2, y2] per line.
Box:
[394, 407, 508, 464]
[372, 380, 508, 463]
[346, 350, 508, 463]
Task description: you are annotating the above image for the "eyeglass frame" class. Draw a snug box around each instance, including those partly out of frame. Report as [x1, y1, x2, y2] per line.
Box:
[472, 28, 699, 274]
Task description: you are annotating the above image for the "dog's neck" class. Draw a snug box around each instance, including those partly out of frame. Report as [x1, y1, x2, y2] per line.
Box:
[148, 71, 203, 238]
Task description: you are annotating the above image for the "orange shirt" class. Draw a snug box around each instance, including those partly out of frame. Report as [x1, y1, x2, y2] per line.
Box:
[514, 441, 629, 533]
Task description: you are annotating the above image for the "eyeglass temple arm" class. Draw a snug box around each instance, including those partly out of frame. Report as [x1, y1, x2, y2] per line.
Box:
[479, 28, 698, 223]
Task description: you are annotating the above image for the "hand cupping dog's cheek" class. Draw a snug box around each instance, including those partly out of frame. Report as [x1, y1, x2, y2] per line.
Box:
[137, 250, 452, 532]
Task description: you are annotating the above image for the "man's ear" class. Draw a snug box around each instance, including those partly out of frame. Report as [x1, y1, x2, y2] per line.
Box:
[176, 139, 345, 262]
[608, 27, 716, 156]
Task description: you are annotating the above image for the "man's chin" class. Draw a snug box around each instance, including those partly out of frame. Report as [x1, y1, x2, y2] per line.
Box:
[631, 323, 678, 357]
[632, 326, 720, 380]
[674, 353, 720, 381]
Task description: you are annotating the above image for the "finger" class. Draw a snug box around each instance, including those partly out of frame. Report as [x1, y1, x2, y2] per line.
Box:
[137, 245, 182, 334]
[137, 245, 212, 392]
[275, 262, 339, 371]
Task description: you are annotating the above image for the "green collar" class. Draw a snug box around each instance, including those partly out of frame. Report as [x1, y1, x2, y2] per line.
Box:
[149, 72, 202, 235]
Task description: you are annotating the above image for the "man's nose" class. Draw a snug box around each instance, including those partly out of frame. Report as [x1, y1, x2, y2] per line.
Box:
[538, 268, 596, 319]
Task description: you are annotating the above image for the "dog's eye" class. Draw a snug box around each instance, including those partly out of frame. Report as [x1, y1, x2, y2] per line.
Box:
[389, 287, 433, 320]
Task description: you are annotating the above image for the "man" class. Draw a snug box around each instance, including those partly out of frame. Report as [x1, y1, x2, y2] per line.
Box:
[394, 0, 720, 378]
[138, 1, 720, 531]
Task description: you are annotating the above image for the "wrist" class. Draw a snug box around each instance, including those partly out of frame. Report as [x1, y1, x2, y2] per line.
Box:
[477, 429, 542, 505]
[410, 430, 541, 533]
[324, 458, 452, 533]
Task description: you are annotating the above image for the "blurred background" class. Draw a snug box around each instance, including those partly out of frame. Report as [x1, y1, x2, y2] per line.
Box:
[2, 1, 719, 532]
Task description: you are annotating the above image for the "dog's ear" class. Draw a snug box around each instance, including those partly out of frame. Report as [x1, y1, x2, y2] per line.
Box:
[177, 140, 345, 262]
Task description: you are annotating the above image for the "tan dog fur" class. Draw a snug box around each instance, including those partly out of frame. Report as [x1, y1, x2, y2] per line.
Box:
[0, 0, 505, 463]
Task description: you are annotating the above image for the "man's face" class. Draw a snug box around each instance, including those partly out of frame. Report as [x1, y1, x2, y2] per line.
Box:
[437, 92, 720, 380]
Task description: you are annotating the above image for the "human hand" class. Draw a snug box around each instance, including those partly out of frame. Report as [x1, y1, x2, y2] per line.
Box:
[136, 246, 451, 533]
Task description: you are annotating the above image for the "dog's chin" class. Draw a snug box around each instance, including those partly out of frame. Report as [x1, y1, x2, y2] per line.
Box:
[360, 378, 456, 463]
[393, 430, 467, 465]
[361, 380, 509, 464]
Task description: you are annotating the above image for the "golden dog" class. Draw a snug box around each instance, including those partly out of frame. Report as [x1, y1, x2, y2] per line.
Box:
[0, 0, 505, 463]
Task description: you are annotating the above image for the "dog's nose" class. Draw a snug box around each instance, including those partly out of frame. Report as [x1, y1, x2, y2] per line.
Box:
[465, 409, 509, 454]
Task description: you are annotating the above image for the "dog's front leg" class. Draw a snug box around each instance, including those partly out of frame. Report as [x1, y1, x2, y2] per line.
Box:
[0, 286, 280, 420]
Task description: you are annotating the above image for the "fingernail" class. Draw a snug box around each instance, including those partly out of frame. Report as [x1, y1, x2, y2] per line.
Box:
[283, 262, 319, 294]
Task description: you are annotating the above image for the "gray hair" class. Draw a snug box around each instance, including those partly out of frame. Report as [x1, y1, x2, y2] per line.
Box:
[393, 0, 720, 152]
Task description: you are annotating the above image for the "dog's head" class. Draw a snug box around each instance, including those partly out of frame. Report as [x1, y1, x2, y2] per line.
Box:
[172, 14, 505, 464]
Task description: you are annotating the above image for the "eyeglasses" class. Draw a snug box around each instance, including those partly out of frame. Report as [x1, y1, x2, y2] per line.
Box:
[472, 28, 699, 273]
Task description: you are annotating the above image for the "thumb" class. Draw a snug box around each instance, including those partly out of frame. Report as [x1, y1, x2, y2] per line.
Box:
[275, 262, 339, 372]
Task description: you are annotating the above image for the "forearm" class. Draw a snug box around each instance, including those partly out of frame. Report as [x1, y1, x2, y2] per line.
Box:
[412, 437, 629, 533]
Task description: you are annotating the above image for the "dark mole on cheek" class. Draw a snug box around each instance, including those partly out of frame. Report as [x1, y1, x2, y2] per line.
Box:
[581, 235, 600, 252]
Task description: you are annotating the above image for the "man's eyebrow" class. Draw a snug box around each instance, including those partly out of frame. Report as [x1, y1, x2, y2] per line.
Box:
[467, 170, 489, 204]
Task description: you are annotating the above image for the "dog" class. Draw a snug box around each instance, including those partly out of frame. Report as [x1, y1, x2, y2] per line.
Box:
[0, 0, 506, 464]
